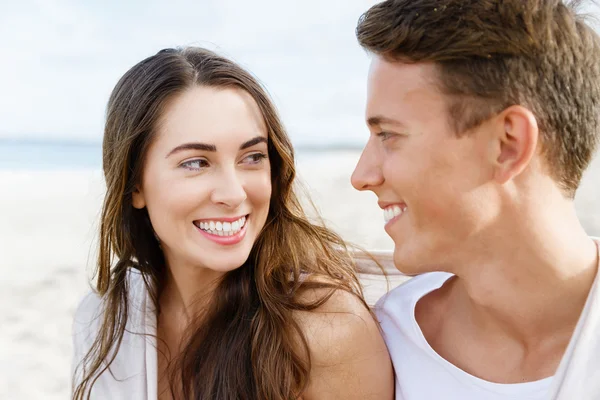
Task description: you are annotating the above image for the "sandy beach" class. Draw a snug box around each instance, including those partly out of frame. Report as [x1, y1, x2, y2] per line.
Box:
[2, 151, 599, 399]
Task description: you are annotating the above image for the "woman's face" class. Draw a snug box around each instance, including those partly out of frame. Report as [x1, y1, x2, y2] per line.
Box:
[133, 86, 272, 274]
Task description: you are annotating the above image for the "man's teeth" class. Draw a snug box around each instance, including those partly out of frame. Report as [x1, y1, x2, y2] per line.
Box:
[384, 205, 406, 223]
[198, 216, 246, 236]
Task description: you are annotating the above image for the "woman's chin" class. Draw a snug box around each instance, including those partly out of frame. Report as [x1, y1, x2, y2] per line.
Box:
[193, 250, 252, 274]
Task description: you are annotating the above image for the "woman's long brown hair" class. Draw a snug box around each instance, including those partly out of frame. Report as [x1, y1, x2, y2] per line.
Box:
[72, 47, 371, 400]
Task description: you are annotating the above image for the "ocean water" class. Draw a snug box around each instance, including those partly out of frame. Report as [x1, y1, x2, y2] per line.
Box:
[0, 140, 102, 170]
[0, 139, 364, 170]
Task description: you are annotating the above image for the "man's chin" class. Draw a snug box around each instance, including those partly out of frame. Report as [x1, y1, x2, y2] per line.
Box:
[392, 245, 429, 276]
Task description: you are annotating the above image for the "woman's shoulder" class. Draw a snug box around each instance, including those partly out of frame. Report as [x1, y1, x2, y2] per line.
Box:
[293, 286, 379, 358]
[71, 289, 105, 387]
[72, 270, 148, 344]
[72, 291, 104, 340]
[293, 286, 394, 398]
[71, 270, 156, 397]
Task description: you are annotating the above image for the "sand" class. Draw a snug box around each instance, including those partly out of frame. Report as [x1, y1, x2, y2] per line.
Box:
[2, 151, 599, 399]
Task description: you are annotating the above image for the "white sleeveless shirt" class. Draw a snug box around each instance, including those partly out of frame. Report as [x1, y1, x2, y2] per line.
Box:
[376, 238, 600, 400]
[375, 272, 552, 400]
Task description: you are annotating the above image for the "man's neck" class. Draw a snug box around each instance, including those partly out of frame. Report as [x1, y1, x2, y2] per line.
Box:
[416, 207, 599, 383]
[454, 223, 598, 344]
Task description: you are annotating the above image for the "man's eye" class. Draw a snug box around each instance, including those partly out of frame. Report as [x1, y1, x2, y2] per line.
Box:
[376, 131, 395, 141]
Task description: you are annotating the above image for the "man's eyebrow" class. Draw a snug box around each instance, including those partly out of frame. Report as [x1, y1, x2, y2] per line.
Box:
[367, 115, 406, 128]
[166, 142, 216, 158]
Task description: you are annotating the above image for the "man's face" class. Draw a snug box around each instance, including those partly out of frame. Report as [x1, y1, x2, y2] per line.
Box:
[351, 57, 499, 274]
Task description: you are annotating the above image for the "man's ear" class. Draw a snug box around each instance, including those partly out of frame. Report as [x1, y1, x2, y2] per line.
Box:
[490, 105, 539, 184]
[132, 185, 146, 209]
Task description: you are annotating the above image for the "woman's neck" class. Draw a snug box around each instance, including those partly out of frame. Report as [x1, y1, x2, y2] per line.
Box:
[160, 261, 224, 318]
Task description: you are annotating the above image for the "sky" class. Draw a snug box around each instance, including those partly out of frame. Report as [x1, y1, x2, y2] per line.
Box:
[0, 0, 378, 147]
[1, 0, 599, 147]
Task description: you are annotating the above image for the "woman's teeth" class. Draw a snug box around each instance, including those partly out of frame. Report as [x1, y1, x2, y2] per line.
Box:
[384, 205, 406, 223]
[197, 216, 246, 236]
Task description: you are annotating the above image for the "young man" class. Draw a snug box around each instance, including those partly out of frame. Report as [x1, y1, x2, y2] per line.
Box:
[351, 1, 600, 399]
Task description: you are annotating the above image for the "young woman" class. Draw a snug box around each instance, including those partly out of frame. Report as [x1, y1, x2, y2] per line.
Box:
[71, 47, 393, 400]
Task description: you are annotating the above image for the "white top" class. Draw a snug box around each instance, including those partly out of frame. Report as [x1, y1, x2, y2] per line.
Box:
[71, 270, 158, 399]
[375, 271, 553, 400]
[548, 239, 600, 399]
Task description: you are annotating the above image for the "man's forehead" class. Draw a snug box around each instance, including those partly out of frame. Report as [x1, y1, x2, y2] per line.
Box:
[366, 58, 447, 126]
[368, 57, 437, 93]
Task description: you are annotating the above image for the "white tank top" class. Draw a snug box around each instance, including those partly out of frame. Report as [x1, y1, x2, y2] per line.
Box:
[375, 272, 553, 400]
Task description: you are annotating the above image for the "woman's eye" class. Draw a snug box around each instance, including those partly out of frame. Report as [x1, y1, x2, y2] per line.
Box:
[242, 153, 268, 165]
[180, 159, 209, 171]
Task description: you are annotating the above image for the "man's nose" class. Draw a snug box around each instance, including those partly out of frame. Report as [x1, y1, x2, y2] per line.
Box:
[351, 139, 384, 191]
